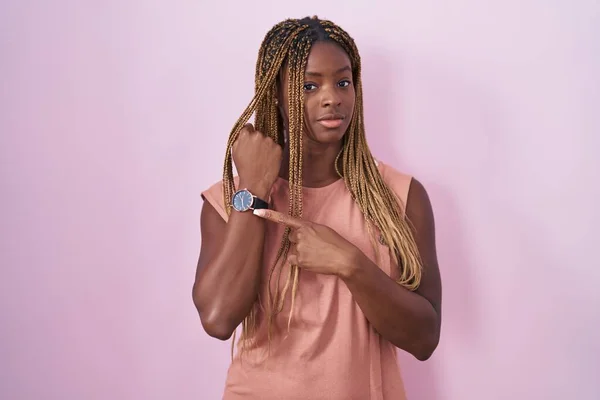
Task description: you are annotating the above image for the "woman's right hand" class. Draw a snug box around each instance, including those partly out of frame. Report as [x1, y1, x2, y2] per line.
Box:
[232, 123, 283, 198]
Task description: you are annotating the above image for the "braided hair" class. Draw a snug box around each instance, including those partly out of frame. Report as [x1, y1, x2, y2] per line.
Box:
[222, 16, 422, 351]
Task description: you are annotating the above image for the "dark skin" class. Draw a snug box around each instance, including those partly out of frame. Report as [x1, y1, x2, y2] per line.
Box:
[193, 41, 442, 360]
[276, 41, 355, 187]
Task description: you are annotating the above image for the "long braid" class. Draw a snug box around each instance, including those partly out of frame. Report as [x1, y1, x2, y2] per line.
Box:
[222, 17, 423, 356]
[223, 20, 307, 351]
[325, 23, 423, 286]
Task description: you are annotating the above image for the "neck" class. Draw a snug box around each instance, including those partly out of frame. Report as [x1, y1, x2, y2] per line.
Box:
[279, 139, 343, 188]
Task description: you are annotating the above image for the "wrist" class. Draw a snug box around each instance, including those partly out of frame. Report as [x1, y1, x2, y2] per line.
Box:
[238, 179, 273, 200]
[336, 246, 364, 281]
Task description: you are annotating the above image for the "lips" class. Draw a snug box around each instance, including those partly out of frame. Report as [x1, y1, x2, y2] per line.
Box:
[317, 113, 345, 129]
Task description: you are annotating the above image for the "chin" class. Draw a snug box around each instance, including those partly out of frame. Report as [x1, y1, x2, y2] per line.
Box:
[309, 124, 349, 144]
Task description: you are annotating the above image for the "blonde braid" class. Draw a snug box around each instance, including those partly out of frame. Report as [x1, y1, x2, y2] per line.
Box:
[223, 20, 307, 351]
[222, 17, 423, 357]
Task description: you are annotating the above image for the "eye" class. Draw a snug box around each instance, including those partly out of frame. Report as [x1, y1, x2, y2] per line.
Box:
[338, 80, 352, 88]
[303, 83, 317, 91]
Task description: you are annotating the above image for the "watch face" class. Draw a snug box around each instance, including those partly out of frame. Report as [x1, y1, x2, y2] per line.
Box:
[232, 190, 253, 212]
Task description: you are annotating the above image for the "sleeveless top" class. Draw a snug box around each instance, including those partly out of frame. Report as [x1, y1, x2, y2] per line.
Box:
[201, 161, 413, 400]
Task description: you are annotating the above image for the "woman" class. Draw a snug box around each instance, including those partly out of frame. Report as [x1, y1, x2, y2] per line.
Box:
[193, 16, 442, 400]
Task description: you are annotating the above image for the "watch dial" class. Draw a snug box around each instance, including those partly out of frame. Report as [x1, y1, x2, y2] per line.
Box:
[233, 190, 253, 211]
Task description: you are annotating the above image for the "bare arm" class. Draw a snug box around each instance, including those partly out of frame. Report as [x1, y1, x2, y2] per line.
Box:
[192, 124, 281, 340]
[192, 182, 270, 340]
[252, 178, 442, 359]
[339, 178, 442, 360]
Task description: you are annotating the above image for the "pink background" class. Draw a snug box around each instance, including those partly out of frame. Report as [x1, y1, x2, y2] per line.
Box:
[1, 1, 599, 399]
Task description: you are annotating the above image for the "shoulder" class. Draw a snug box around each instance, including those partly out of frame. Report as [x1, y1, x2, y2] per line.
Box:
[404, 177, 433, 223]
[376, 160, 435, 234]
[376, 160, 414, 208]
[200, 176, 240, 222]
[201, 179, 223, 205]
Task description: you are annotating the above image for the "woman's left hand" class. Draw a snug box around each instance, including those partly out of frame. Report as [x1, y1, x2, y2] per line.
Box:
[253, 209, 360, 277]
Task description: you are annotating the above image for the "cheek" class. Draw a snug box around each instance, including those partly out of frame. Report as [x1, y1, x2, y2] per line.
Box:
[346, 90, 356, 111]
[302, 96, 319, 122]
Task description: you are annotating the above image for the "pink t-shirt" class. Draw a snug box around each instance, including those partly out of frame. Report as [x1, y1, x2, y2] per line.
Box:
[201, 161, 413, 400]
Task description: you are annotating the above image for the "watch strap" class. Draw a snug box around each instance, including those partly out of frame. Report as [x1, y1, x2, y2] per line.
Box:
[252, 196, 269, 210]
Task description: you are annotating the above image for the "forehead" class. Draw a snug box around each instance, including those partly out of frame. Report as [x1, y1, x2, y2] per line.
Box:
[305, 41, 351, 73]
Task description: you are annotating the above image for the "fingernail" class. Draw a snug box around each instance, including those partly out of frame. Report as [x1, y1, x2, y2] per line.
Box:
[253, 209, 265, 217]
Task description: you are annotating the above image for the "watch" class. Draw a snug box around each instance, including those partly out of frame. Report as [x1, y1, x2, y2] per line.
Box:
[231, 189, 269, 212]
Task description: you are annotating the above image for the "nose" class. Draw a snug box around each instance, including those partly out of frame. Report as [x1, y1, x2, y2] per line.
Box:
[320, 86, 342, 107]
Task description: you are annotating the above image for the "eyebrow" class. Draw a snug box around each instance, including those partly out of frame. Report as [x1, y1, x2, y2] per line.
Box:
[305, 65, 352, 77]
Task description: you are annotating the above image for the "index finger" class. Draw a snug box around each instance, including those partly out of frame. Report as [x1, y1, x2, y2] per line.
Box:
[253, 209, 304, 229]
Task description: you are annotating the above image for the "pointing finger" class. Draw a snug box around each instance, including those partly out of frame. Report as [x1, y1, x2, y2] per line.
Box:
[253, 209, 304, 229]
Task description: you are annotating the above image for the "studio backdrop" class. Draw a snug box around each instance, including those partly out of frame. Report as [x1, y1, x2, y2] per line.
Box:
[1, 1, 599, 399]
